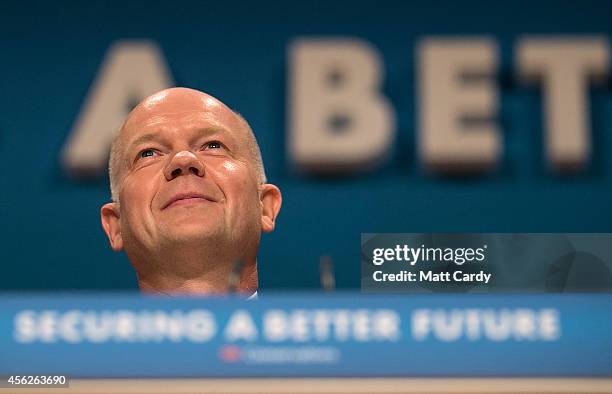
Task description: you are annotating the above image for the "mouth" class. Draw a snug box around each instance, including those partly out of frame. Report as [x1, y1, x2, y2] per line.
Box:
[162, 193, 217, 209]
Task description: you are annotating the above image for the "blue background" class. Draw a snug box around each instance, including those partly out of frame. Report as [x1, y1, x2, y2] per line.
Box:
[0, 0, 611, 290]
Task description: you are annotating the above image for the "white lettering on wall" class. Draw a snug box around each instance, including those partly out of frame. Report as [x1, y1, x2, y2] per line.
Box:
[61, 41, 173, 177]
[517, 37, 609, 171]
[418, 38, 500, 172]
[289, 39, 395, 173]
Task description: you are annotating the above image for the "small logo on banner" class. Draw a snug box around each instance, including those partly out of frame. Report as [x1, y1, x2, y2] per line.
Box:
[219, 345, 242, 363]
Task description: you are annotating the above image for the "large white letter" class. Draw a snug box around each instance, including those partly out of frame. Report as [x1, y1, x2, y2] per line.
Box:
[14, 310, 37, 343]
[517, 37, 609, 171]
[61, 41, 174, 176]
[411, 309, 431, 341]
[418, 38, 500, 172]
[224, 310, 258, 342]
[289, 39, 395, 173]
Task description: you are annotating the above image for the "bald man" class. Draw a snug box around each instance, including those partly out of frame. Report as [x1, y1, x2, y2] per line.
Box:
[100, 87, 282, 296]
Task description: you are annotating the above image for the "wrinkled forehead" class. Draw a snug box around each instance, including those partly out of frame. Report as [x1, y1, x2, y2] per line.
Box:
[120, 89, 245, 141]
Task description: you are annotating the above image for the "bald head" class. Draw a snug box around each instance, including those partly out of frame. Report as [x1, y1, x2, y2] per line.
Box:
[109, 87, 266, 202]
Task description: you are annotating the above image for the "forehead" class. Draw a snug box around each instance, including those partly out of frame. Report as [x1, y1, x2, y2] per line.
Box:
[120, 89, 245, 143]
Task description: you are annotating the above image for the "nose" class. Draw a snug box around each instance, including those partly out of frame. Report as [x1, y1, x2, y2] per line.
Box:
[163, 151, 205, 180]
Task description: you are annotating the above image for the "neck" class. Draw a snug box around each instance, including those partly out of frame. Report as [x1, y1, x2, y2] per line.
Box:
[126, 237, 260, 295]
[137, 261, 258, 295]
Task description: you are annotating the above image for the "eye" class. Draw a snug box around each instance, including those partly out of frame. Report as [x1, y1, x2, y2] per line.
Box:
[203, 141, 224, 150]
[138, 148, 158, 160]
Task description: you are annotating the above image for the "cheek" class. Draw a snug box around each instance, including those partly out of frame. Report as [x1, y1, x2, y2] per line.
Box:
[120, 169, 160, 220]
[222, 161, 239, 172]
[216, 160, 260, 209]
[217, 160, 252, 190]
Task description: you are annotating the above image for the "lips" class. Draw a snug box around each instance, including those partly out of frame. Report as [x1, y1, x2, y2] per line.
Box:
[162, 192, 217, 209]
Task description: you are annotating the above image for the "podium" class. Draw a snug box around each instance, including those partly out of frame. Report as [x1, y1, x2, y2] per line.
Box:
[1, 293, 611, 393]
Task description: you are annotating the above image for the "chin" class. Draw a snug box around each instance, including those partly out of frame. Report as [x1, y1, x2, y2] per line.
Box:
[156, 211, 244, 245]
[160, 208, 221, 229]
[163, 224, 222, 243]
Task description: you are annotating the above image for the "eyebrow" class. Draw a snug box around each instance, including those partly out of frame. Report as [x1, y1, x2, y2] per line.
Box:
[125, 132, 161, 155]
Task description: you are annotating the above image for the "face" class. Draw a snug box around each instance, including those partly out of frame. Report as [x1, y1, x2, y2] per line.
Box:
[102, 89, 275, 264]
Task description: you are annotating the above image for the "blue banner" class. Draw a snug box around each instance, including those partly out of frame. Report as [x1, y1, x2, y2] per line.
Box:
[1, 293, 611, 377]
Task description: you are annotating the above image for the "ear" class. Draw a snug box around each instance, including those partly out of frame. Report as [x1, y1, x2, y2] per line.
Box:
[260, 184, 282, 233]
[101, 202, 123, 251]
